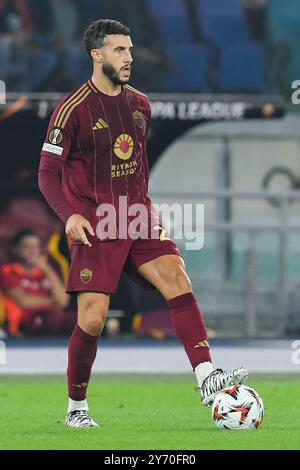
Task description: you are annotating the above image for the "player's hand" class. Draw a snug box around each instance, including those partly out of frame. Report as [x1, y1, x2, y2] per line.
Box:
[65, 214, 95, 247]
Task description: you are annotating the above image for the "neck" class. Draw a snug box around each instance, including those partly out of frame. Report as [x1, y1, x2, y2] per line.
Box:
[91, 71, 122, 96]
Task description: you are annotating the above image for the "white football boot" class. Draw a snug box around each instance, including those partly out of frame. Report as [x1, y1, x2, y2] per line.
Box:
[200, 367, 248, 406]
[65, 410, 99, 428]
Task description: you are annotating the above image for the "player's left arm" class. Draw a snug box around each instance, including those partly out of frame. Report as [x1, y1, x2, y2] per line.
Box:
[38, 105, 78, 224]
[38, 103, 94, 246]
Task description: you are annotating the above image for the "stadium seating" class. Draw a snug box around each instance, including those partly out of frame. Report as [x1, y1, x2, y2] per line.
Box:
[162, 44, 211, 92]
[197, 0, 251, 45]
[198, 0, 242, 14]
[148, 0, 192, 44]
[199, 12, 251, 46]
[266, 0, 300, 94]
[267, 0, 300, 45]
[287, 53, 300, 87]
[148, 0, 188, 19]
[218, 44, 266, 92]
[195, 0, 266, 92]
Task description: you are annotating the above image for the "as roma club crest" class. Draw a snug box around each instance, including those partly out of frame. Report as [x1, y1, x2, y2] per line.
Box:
[132, 110, 145, 128]
[80, 268, 93, 283]
[48, 127, 64, 145]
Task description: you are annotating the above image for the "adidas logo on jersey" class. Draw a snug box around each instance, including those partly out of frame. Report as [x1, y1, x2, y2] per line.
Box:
[92, 118, 108, 130]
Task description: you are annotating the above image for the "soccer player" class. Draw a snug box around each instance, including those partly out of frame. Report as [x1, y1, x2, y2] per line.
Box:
[38, 19, 248, 428]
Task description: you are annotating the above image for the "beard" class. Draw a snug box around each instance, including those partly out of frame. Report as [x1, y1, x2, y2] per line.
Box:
[102, 62, 130, 85]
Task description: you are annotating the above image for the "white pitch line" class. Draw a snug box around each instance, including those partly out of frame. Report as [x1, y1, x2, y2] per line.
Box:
[0, 345, 298, 374]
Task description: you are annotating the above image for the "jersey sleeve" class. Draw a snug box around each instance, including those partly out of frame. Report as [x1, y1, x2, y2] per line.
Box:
[38, 100, 79, 222]
[38, 157, 76, 223]
[40, 98, 79, 162]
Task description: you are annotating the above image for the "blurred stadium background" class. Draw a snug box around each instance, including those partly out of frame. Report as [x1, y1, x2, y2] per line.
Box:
[1, 0, 300, 376]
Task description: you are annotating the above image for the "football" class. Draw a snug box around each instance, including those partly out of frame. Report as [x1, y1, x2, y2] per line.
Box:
[212, 385, 264, 430]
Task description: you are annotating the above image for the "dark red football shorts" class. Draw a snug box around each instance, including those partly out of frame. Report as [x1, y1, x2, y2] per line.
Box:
[66, 236, 182, 294]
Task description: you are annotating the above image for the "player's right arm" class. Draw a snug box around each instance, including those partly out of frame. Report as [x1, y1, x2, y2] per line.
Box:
[38, 99, 94, 247]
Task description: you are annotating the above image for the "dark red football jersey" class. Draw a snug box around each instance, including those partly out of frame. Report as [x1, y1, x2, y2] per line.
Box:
[39, 80, 152, 234]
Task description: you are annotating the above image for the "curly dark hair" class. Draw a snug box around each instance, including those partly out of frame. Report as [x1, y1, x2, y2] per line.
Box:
[83, 19, 130, 59]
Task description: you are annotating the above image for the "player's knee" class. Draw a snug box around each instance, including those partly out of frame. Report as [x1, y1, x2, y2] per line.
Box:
[173, 270, 192, 295]
[85, 318, 105, 336]
[80, 299, 108, 336]
[164, 268, 192, 299]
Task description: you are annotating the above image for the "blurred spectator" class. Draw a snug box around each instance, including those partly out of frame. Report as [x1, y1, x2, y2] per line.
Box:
[76, 0, 98, 29]
[105, 318, 120, 339]
[0, 0, 36, 34]
[48, 0, 89, 90]
[26, 0, 54, 36]
[241, 0, 267, 42]
[184, 0, 204, 42]
[121, 0, 171, 90]
[0, 1, 57, 91]
[0, 228, 69, 336]
[51, 0, 80, 42]
[0, 0, 170, 92]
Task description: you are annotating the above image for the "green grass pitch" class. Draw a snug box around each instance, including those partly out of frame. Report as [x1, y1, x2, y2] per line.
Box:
[0, 373, 299, 450]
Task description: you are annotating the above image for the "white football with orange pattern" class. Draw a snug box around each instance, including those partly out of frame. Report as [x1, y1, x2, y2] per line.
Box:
[212, 385, 264, 430]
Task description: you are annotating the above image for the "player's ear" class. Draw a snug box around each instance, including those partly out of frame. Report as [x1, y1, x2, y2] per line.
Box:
[91, 49, 103, 63]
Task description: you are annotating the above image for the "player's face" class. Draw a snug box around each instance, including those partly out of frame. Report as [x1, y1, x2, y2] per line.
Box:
[98, 35, 133, 85]
[15, 235, 41, 266]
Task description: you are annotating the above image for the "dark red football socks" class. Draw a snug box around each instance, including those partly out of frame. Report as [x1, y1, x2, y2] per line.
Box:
[168, 292, 212, 370]
[67, 325, 99, 400]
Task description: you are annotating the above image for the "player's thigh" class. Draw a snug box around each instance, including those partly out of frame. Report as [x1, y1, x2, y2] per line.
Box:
[137, 254, 192, 299]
